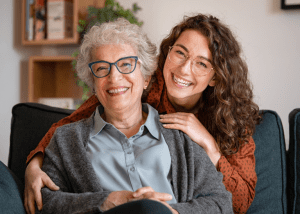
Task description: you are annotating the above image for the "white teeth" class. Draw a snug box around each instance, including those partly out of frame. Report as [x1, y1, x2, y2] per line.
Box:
[173, 75, 191, 87]
[108, 88, 128, 94]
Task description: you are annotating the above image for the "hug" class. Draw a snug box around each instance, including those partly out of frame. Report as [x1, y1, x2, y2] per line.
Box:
[25, 13, 260, 214]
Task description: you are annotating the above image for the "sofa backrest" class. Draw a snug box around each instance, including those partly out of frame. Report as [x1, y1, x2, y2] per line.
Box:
[247, 110, 287, 214]
[287, 108, 300, 214]
[9, 103, 74, 185]
[9, 103, 289, 214]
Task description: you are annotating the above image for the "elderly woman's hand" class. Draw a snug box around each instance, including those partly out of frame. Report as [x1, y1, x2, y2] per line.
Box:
[160, 112, 221, 166]
[132, 187, 178, 214]
[24, 153, 59, 214]
[100, 190, 134, 211]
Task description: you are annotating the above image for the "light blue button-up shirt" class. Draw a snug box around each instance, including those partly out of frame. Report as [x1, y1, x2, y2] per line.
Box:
[87, 103, 177, 204]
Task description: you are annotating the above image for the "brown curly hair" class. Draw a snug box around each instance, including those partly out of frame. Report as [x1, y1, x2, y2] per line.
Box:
[158, 14, 261, 156]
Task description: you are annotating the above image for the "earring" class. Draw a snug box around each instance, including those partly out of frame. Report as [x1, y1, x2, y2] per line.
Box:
[144, 85, 148, 89]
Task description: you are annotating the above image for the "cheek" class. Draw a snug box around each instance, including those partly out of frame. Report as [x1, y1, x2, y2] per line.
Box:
[163, 61, 172, 79]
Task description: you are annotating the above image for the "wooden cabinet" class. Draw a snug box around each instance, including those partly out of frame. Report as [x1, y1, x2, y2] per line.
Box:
[23, 0, 105, 107]
[28, 56, 83, 103]
[21, 0, 105, 46]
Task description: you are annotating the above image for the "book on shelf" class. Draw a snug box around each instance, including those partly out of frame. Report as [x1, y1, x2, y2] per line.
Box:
[35, 0, 47, 40]
[47, 0, 73, 40]
[38, 97, 76, 109]
[26, 0, 35, 41]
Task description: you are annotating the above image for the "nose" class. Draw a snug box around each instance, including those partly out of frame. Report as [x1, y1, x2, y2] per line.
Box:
[178, 59, 192, 75]
[108, 64, 123, 82]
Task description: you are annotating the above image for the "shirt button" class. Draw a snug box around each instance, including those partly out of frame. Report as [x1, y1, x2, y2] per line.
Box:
[127, 151, 132, 155]
[130, 166, 135, 172]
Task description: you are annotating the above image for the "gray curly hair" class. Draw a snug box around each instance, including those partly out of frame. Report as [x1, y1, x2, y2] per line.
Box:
[76, 18, 157, 92]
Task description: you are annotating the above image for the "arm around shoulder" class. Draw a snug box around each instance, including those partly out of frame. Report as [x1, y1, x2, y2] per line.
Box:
[36, 126, 111, 214]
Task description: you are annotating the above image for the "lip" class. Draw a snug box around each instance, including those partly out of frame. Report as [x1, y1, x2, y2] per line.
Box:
[106, 86, 129, 96]
[172, 73, 192, 88]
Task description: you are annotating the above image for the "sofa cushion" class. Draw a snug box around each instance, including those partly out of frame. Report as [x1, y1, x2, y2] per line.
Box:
[8, 103, 74, 186]
[247, 110, 287, 214]
[0, 161, 26, 214]
[287, 108, 300, 214]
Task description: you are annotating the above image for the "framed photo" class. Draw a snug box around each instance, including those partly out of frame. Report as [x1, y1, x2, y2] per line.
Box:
[281, 0, 300, 9]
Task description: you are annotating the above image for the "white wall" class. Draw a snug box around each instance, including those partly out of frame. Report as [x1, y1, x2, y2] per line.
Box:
[0, 0, 299, 165]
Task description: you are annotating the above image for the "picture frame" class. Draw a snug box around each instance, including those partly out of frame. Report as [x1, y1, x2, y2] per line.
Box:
[281, 0, 300, 9]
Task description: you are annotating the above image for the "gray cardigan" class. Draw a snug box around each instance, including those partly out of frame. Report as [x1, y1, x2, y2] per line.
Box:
[38, 113, 233, 214]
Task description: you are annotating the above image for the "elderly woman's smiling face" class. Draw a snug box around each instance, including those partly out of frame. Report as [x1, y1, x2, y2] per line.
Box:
[92, 44, 150, 112]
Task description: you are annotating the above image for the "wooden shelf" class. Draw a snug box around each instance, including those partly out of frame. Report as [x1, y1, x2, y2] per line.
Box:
[21, 0, 105, 46]
[28, 55, 83, 102]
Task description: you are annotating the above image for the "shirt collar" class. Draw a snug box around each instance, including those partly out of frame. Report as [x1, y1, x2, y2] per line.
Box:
[142, 103, 160, 140]
[90, 105, 107, 137]
[91, 104, 160, 140]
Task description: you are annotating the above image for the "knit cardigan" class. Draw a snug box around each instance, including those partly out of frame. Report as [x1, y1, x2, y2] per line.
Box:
[37, 113, 233, 214]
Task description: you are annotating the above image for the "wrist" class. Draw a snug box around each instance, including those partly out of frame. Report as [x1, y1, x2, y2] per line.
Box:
[28, 153, 44, 169]
[203, 138, 221, 167]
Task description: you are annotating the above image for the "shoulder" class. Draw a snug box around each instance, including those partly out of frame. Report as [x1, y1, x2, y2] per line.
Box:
[55, 114, 94, 135]
[159, 123, 207, 156]
[48, 113, 94, 151]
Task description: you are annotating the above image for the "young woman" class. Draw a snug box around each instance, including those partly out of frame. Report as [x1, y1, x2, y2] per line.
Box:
[25, 14, 260, 214]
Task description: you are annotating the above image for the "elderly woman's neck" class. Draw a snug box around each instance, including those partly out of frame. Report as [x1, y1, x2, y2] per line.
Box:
[102, 106, 148, 138]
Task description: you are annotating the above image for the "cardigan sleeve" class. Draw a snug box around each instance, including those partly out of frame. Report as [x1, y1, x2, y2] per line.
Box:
[164, 129, 233, 214]
[218, 137, 257, 214]
[26, 95, 100, 164]
[36, 126, 111, 214]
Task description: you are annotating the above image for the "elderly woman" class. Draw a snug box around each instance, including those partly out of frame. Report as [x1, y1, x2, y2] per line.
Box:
[35, 18, 232, 214]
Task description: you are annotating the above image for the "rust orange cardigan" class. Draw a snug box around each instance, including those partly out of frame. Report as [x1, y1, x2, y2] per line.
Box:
[27, 68, 257, 214]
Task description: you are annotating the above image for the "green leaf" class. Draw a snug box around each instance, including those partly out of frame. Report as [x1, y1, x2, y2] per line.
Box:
[77, 25, 84, 33]
[82, 93, 90, 101]
[133, 3, 141, 12]
[78, 19, 86, 26]
[71, 50, 79, 58]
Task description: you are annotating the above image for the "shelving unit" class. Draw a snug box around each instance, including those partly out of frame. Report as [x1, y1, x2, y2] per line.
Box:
[23, 0, 105, 107]
[28, 56, 82, 103]
[21, 0, 105, 46]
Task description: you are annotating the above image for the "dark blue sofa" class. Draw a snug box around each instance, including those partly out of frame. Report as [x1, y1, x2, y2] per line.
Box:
[1, 103, 299, 213]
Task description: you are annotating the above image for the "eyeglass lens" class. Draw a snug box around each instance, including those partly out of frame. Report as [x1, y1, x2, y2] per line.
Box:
[91, 57, 137, 78]
[169, 46, 212, 75]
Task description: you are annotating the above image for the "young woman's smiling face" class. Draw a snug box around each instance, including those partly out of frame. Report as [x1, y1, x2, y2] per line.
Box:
[163, 29, 216, 110]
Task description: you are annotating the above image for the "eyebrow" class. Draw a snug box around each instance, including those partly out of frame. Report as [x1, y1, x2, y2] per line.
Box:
[174, 44, 213, 64]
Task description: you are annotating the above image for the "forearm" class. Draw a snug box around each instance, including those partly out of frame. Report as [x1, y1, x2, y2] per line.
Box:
[37, 188, 110, 214]
[218, 138, 257, 213]
[218, 156, 256, 213]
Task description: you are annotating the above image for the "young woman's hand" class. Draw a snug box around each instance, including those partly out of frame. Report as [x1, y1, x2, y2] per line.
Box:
[24, 153, 59, 214]
[160, 112, 221, 166]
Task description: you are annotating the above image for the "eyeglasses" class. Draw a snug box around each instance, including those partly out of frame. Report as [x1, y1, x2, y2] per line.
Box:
[89, 56, 139, 78]
[168, 46, 213, 76]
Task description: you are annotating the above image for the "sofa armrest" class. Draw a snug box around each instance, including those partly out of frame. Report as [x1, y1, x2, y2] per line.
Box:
[0, 160, 26, 214]
[9, 102, 74, 186]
